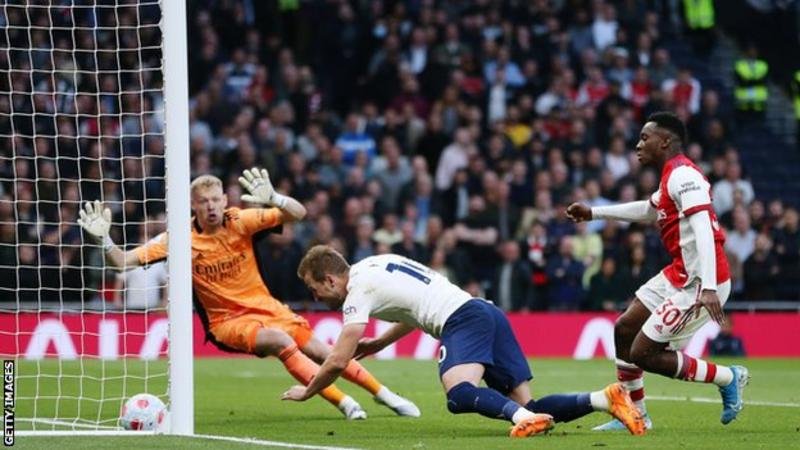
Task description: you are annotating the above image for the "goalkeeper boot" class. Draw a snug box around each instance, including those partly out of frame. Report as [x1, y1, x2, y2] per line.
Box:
[338, 396, 367, 420]
[374, 387, 421, 417]
[509, 413, 555, 438]
[602, 382, 646, 435]
[720, 365, 749, 425]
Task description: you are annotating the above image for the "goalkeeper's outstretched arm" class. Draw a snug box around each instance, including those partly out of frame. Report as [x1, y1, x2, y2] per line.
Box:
[77, 200, 142, 269]
[238, 168, 306, 223]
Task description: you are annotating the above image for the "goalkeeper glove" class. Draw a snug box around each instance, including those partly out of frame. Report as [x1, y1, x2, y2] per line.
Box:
[238, 167, 287, 208]
[77, 200, 115, 251]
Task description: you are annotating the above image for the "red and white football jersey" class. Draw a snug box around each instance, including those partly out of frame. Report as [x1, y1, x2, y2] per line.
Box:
[649, 154, 730, 288]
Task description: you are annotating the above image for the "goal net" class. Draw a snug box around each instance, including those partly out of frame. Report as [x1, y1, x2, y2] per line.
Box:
[0, 0, 192, 435]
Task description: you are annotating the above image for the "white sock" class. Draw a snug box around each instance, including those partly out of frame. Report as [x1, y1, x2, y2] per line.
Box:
[715, 366, 735, 387]
[589, 390, 609, 411]
[338, 395, 358, 411]
[676, 352, 735, 387]
[511, 407, 536, 425]
[374, 385, 405, 407]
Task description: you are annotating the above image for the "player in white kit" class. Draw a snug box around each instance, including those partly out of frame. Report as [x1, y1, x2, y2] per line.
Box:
[282, 246, 646, 438]
[566, 112, 749, 431]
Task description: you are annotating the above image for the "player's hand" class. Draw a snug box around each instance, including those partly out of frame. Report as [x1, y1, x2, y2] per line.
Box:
[697, 289, 725, 324]
[354, 338, 386, 360]
[566, 202, 592, 222]
[77, 200, 112, 238]
[281, 385, 308, 402]
[238, 168, 277, 206]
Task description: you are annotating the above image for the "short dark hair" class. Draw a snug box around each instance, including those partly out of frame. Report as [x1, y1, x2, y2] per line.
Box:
[647, 111, 687, 146]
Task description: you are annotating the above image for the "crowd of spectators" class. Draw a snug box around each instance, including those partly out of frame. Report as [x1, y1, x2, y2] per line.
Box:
[0, 1, 797, 309]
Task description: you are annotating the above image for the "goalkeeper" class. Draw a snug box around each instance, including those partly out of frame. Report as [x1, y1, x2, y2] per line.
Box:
[78, 168, 420, 420]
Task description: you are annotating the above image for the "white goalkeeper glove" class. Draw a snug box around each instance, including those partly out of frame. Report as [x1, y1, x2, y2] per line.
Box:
[238, 167, 287, 208]
[77, 200, 115, 251]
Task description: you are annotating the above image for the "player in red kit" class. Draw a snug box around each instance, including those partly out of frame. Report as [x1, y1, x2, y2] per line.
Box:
[566, 112, 749, 431]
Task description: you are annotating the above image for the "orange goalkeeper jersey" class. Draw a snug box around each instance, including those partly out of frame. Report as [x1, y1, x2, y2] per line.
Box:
[133, 207, 289, 326]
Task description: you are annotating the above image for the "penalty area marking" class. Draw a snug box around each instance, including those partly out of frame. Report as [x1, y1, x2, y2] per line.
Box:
[191, 433, 362, 449]
[649, 395, 800, 408]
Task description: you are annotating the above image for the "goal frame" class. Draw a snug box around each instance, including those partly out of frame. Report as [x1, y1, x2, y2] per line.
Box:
[14, 0, 194, 437]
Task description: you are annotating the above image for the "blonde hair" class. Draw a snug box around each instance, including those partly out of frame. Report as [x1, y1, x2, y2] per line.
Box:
[297, 245, 350, 282]
[190, 174, 223, 195]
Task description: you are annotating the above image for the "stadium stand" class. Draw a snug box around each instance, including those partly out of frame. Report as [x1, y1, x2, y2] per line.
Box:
[1, 0, 798, 311]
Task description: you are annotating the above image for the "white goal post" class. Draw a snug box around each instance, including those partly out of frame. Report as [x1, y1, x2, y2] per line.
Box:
[0, 0, 192, 436]
[162, 0, 193, 437]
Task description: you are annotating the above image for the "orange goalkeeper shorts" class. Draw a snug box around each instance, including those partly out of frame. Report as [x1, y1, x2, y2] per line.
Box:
[209, 312, 313, 354]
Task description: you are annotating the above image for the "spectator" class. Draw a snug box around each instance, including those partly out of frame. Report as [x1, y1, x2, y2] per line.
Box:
[372, 137, 413, 213]
[491, 240, 533, 312]
[545, 236, 585, 311]
[586, 257, 627, 311]
[725, 207, 757, 295]
[592, 3, 618, 51]
[335, 113, 377, 166]
[712, 161, 755, 216]
[572, 221, 603, 289]
[350, 215, 376, 264]
[709, 318, 746, 357]
[434, 127, 476, 191]
[391, 221, 428, 263]
[742, 233, 780, 301]
[483, 46, 525, 88]
[114, 216, 168, 310]
[661, 67, 702, 114]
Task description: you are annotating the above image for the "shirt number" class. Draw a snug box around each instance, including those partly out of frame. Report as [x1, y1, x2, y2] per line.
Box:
[385, 262, 431, 284]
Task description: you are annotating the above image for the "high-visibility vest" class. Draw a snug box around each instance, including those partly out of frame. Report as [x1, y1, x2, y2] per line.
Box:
[279, 0, 299, 11]
[734, 59, 769, 111]
[683, 0, 715, 30]
[792, 70, 800, 120]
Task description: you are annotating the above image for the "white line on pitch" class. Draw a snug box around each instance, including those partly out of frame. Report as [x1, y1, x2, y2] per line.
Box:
[192, 433, 362, 450]
[649, 395, 800, 408]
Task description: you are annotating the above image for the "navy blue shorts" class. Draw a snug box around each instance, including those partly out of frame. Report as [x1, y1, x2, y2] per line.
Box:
[438, 299, 533, 394]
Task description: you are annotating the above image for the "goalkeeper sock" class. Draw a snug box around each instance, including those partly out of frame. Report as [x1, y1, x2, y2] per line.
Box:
[446, 382, 528, 423]
[675, 352, 734, 386]
[617, 359, 647, 414]
[342, 360, 382, 395]
[278, 344, 346, 407]
[526, 393, 594, 423]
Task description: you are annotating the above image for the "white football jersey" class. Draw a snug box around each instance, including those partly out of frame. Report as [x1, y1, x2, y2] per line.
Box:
[342, 254, 472, 338]
[649, 155, 729, 288]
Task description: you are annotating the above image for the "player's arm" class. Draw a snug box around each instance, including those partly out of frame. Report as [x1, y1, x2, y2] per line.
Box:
[354, 322, 416, 360]
[78, 201, 141, 269]
[669, 167, 725, 323]
[238, 167, 306, 224]
[566, 200, 657, 223]
[281, 323, 367, 402]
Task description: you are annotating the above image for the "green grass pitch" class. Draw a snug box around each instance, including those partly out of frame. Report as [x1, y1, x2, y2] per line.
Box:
[10, 358, 800, 449]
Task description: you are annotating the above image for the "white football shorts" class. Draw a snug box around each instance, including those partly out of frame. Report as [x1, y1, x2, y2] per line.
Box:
[635, 271, 731, 348]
